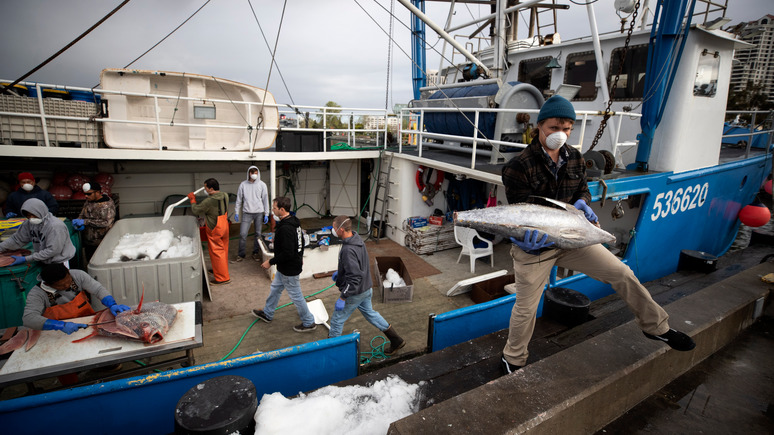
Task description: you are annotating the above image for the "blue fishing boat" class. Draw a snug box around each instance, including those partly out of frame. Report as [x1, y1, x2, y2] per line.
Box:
[0, 1, 771, 433]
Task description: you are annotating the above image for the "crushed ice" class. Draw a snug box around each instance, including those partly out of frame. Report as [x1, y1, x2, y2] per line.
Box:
[382, 268, 406, 289]
[253, 376, 423, 435]
[106, 230, 195, 263]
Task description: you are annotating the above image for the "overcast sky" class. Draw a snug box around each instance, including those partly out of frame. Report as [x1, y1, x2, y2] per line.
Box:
[0, 0, 770, 110]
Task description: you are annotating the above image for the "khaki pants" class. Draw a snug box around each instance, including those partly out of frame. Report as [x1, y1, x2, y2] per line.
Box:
[503, 244, 670, 366]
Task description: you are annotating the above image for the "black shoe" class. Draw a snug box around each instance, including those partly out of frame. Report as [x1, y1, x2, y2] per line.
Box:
[643, 328, 695, 351]
[210, 279, 231, 285]
[501, 356, 522, 375]
[230, 256, 244, 264]
[252, 309, 272, 323]
[293, 323, 317, 333]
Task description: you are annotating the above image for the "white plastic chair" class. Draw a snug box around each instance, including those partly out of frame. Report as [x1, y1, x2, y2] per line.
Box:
[454, 226, 494, 273]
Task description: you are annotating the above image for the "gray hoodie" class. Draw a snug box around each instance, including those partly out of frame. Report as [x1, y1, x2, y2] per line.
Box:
[0, 198, 76, 264]
[334, 232, 372, 299]
[23, 269, 111, 330]
[235, 165, 269, 215]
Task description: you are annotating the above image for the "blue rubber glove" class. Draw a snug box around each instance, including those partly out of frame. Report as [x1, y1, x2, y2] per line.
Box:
[101, 295, 131, 316]
[43, 319, 88, 335]
[72, 218, 85, 227]
[510, 230, 554, 253]
[573, 199, 598, 223]
[9, 255, 26, 266]
[263, 215, 269, 225]
[234, 214, 239, 223]
[334, 298, 346, 311]
[332, 271, 338, 282]
[74, 224, 84, 231]
[5, 212, 17, 218]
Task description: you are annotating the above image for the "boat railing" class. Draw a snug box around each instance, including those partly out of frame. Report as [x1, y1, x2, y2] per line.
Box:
[397, 106, 642, 169]
[0, 80, 392, 153]
[722, 110, 774, 157]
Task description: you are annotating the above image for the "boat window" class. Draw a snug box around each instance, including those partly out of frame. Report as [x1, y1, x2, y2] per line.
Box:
[517, 56, 553, 95]
[608, 44, 649, 100]
[564, 51, 598, 101]
[694, 50, 720, 98]
[194, 105, 216, 119]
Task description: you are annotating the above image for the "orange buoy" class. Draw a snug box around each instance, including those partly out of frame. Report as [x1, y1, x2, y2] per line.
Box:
[738, 202, 771, 227]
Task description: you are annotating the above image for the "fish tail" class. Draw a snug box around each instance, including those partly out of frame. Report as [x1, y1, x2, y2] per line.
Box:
[136, 284, 145, 313]
[72, 330, 97, 343]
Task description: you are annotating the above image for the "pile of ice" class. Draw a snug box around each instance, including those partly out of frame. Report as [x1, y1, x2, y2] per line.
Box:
[254, 376, 423, 434]
[382, 268, 406, 289]
[106, 230, 195, 263]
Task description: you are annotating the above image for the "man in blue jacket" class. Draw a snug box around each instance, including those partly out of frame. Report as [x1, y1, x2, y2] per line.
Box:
[328, 215, 405, 355]
[4, 172, 59, 218]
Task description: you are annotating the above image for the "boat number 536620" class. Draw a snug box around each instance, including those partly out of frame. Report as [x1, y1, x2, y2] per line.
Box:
[650, 183, 709, 221]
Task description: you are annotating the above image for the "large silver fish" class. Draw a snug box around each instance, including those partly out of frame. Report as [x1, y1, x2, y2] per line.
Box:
[453, 198, 615, 250]
[74, 291, 178, 344]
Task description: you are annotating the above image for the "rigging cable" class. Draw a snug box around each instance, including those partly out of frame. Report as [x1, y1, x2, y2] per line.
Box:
[251, 0, 289, 151]
[124, 0, 211, 69]
[1, 0, 131, 94]
[385, 0, 396, 112]
[246, 0, 296, 106]
[358, 0, 506, 159]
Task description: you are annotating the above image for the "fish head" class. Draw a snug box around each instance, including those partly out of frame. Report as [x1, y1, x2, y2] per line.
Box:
[137, 316, 168, 344]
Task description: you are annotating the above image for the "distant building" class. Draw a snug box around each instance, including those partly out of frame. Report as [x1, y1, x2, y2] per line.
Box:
[365, 116, 400, 130]
[730, 14, 774, 105]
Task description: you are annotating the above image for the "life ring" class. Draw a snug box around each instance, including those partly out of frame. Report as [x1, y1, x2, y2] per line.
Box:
[416, 166, 444, 206]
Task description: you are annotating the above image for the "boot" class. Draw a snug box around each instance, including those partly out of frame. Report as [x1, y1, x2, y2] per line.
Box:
[383, 325, 406, 355]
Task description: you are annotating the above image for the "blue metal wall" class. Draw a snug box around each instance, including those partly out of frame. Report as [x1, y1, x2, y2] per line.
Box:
[0, 334, 360, 435]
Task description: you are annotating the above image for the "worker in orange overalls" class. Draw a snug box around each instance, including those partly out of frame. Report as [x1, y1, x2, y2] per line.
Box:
[190, 178, 230, 285]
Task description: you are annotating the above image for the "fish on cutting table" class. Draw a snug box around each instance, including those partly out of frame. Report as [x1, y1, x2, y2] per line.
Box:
[74, 290, 178, 344]
[453, 197, 615, 250]
[0, 328, 41, 355]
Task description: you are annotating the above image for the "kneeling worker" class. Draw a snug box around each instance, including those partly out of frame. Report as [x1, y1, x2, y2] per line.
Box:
[23, 263, 131, 334]
[328, 215, 405, 355]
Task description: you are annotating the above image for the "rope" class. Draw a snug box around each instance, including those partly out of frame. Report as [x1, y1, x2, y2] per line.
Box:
[3, 0, 131, 93]
[384, 0, 395, 112]
[360, 335, 389, 365]
[246, 0, 296, 106]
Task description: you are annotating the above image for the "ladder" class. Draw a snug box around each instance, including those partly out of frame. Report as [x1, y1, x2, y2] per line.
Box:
[368, 151, 394, 242]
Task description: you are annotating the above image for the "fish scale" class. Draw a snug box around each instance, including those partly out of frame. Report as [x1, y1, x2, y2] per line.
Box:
[453, 201, 616, 250]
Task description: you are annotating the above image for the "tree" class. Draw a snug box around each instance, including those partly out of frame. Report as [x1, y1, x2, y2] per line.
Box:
[316, 101, 344, 130]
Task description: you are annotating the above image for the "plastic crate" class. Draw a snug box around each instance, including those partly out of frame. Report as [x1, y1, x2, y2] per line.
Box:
[0, 260, 42, 328]
[86, 215, 202, 307]
[374, 256, 414, 303]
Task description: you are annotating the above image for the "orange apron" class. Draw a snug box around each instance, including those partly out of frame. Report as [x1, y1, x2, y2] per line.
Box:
[43, 291, 95, 321]
[206, 199, 230, 282]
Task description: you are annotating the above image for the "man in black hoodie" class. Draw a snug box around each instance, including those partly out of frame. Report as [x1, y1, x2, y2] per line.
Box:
[328, 215, 405, 355]
[252, 197, 317, 332]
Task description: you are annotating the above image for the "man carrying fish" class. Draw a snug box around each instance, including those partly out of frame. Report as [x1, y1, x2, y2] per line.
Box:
[499, 95, 695, 374]
[22, 263, 130, 335]
[189, 178, 231, 285]
[0, 198, 76, 267]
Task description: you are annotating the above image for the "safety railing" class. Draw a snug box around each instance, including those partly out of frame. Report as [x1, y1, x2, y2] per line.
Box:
[0, 79, 392, 153]
[397, 106, 643, 169]
[722, 110, 774, 158]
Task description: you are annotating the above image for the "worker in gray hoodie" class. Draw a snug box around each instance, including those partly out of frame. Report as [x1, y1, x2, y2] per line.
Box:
[232, 165, 270, 262]
[0, 198, 76, 267]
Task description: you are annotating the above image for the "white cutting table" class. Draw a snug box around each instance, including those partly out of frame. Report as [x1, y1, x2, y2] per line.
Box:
[0, 301, 202, 388]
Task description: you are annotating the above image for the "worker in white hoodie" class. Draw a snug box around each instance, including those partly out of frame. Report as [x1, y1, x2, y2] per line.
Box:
[232, 165, 270, 262]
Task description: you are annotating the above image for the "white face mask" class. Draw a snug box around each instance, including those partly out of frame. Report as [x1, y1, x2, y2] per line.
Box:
[331, 227, 338, 238]
[544, 131, 568, 150]
[28, 217, 43, 225]
[273, 213, 281, 222]
[250, 173, 258, 181]
[203, 189, 210, 196]
[21, 183, 33, 192]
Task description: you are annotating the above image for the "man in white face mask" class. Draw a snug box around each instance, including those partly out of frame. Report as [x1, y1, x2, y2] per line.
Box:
[232, 165, 270, 263]
[4, 172, 59, 218]
[498, 96, 694, 375]
[0, 198, 76, 267]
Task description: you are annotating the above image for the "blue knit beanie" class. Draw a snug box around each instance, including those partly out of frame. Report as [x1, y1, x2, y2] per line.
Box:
[537, 95, 576, 122]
